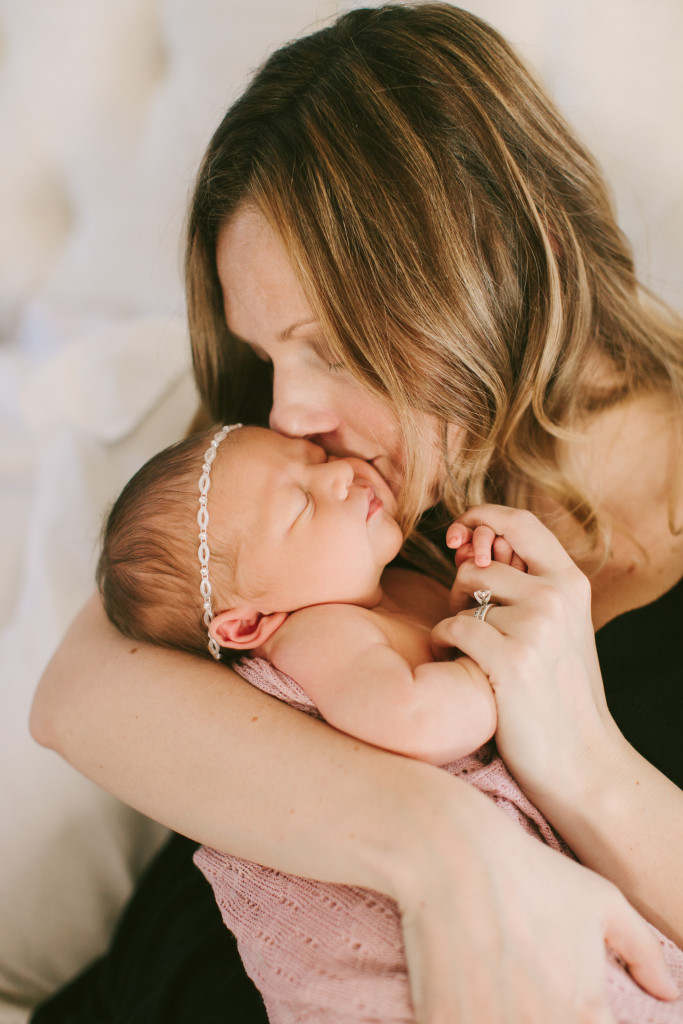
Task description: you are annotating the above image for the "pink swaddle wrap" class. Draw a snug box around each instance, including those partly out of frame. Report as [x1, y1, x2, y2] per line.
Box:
[194, 657, 683, 1023]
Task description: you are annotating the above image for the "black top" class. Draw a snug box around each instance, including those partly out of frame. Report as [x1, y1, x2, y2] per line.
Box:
[32, 577, 683, 1024]
[596, 573, 683, 788]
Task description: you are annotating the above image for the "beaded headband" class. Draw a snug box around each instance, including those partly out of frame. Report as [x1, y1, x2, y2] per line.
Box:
[197, 424, 243, 659]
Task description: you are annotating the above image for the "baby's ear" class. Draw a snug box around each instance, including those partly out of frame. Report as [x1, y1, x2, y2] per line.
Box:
[208, 607, 288, 651]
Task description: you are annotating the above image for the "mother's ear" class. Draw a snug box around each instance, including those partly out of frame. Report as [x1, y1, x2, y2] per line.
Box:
[208, 607, 288, 651]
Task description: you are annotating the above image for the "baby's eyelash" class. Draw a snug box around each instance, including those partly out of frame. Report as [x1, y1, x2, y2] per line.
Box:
[327, 362, 343, 373]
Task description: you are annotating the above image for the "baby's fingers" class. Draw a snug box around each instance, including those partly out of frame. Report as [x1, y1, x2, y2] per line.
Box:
[492, 535, 514, 566]
[448, 522, 496, 566]
[449, 522, 526, 572]
[454, 542, 474, 569]
[472, 525, 496, 567]
[492, 536, 527, 572]
[452, 527, 528, 572]
[457, 504, 576, 573]
[446, 523, 473, 550]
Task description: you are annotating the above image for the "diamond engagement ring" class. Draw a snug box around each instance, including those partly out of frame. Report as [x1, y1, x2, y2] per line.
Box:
[473, 589, 496, 622]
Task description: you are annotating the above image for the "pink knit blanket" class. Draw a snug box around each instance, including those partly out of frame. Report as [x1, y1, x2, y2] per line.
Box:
[194, 657, 683, 1023]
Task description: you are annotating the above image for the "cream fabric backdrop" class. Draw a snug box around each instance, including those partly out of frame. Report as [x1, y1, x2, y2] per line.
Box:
[0, 1, 680, 1020]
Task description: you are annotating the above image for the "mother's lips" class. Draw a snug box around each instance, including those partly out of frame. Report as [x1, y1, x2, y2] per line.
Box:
[370, 458, 400, 501]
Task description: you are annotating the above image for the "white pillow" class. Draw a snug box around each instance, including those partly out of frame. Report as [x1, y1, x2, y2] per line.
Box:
[0, 309, 196, 1019]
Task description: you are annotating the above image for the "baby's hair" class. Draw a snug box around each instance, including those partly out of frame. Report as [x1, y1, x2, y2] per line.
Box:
[97, 429, 239, 660]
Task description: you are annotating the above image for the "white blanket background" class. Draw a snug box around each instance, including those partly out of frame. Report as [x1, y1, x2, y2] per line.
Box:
[0, 1, 680, 1021]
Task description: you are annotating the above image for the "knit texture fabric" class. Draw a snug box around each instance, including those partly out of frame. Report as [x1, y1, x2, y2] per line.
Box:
[194, 657, 683, 1023]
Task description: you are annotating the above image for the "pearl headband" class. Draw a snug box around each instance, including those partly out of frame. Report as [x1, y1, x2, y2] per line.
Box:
[197, 424, 243, 659]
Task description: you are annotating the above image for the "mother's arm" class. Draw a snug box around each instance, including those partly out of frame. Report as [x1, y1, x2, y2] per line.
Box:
[31, 592, 677, 1022]
[30, 594, 417, 881]
[439, 505, 683, 948]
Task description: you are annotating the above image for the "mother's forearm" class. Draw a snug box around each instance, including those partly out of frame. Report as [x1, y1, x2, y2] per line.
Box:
[534, 732, 683, 946]
[30, 593, 452, 896]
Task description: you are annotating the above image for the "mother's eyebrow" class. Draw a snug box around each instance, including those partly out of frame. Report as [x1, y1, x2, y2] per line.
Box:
[279, 318, 318, 341]
[227, 319, 320, 348]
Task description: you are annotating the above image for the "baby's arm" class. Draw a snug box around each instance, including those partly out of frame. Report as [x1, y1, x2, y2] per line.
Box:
[266, 605, 497, 766]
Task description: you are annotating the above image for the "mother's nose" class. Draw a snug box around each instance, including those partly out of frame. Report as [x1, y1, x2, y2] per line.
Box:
[269, 380, 339, 440]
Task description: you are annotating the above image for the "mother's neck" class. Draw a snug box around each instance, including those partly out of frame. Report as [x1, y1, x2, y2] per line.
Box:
[529, 389, 683, 628]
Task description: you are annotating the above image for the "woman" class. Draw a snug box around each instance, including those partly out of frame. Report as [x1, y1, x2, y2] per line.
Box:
[30, 4, 683, 1022]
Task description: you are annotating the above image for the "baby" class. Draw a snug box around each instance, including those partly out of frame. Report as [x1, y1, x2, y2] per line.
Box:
[99, 422, 500, 767]
[98, 424, 683, 1024]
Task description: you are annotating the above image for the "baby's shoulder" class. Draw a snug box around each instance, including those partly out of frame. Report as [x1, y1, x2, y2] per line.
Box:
[261, 602, 391, 679]
[283, 601, 384, 636]
[265, 602, 387, 659]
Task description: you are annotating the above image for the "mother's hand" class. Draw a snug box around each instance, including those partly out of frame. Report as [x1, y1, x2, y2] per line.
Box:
[432, 504, 619, 807]
[397, 767, 678, 1023]
[435, 504, 683, 956]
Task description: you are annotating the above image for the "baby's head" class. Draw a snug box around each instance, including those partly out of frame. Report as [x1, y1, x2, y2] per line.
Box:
[98, 425, 402, 661]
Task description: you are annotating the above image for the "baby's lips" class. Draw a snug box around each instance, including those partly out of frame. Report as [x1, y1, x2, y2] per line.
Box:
[344, 457, 397, 515]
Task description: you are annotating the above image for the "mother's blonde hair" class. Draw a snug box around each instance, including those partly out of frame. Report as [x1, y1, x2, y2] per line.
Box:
[186, 2, 682, 581]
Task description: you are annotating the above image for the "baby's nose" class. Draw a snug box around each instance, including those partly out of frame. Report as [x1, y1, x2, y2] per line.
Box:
[322, 457, 354, 499]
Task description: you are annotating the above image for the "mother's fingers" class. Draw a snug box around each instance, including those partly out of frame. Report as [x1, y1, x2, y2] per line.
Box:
[603, 894, 681, 1002]
[433, 605, 575, 696]
[431, 613, 506, 679]
[455, 559, 531, 602]
[450, 558, 560, 618]
[456, 504, 577, 575]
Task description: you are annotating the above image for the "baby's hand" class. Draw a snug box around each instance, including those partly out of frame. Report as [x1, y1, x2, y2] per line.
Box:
[447, 522, 527, 572]
[434, 518, 528, 655]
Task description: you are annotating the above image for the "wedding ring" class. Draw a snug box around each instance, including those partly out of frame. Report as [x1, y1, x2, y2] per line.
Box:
[473, 601, 495, 622]
[473, 588, 496, 622]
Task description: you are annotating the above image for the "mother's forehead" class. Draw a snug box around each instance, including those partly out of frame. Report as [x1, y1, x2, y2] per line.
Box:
[216, 208, 315, 335]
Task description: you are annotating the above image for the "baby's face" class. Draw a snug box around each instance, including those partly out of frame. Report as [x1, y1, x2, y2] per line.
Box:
[211, 427, 403, 613]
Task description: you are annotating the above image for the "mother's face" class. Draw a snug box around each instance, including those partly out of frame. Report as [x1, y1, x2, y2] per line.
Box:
[216, 205, 442, 503]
